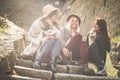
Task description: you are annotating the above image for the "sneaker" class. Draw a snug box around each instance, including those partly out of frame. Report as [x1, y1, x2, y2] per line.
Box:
[50, 62, 57, 73]
[96, 69, 107, 76]
[56, 60, 65, 65]
[32, 61, 41, 69]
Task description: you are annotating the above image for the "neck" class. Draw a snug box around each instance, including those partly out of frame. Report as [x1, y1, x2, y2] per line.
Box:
[70, 28, 77, 36]
[71, 27, 76, 33]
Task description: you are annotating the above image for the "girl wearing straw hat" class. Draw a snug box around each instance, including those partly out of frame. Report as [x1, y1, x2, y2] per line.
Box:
[20, 4, 62, 72]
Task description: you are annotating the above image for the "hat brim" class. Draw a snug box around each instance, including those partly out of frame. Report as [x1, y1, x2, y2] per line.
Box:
[43, 8, 61, 18]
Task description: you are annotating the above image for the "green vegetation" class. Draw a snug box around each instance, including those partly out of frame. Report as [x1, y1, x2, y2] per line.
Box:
[111, 35, 120, 42]
[0, 25, 8, 34]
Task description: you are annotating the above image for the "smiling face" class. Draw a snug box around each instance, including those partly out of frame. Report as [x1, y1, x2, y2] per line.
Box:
[68, 16, 79, 30]
[93, 20, 99, 32]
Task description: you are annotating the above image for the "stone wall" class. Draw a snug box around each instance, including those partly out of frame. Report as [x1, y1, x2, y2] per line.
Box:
[59, 0, 120, 38]
[0, 16, 25, 78]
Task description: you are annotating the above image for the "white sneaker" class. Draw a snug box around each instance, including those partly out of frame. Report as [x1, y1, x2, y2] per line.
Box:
[32, 61, 41, 68]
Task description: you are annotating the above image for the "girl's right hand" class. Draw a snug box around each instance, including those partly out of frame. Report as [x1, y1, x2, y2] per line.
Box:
[62, 48, 70, 57]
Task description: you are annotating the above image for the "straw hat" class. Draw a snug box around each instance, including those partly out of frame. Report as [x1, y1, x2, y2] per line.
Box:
[43, 4, 60, 18]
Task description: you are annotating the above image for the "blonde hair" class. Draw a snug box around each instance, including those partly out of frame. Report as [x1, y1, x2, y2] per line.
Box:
[66, 14, 81, 32]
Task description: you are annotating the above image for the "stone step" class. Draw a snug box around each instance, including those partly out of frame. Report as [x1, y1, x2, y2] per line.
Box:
[67, 65, 83, 74]
[54, 73, 120, 80]
[16, 59, 32, 68]
[6, 75, 42, 80]
[14, 65, 52, 80]
[16, 59, 67, 73]
[16, 59, 84, 74]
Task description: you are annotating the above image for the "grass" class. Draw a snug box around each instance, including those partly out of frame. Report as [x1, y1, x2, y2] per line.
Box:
[111, 35, 120, 42]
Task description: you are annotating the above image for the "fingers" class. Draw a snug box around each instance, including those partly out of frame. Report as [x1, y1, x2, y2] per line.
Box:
[48, 35, 55, 39]
[62, 48, 70, 57]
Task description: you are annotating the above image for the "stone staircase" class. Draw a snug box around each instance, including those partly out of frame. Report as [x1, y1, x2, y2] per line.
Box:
[5, 34, 120, 80]
[5, 59, 120, 80]
[1, 34, 119, 80]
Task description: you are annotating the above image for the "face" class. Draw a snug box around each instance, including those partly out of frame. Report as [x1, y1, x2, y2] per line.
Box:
[50, 13, 58, 22]
[68, 17, 79, 29]
[93, 20, 99, 31]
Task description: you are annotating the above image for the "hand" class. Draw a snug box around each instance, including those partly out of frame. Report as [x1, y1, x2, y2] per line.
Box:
[62, 48, 70, 57]
[47, 35, 55, 39]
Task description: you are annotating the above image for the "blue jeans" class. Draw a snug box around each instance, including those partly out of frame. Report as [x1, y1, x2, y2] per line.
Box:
[34, 39, 62, 64]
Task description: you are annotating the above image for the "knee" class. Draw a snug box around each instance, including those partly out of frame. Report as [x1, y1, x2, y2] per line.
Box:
[55, 39, 61, 45]
[73, 34, 82, 41]
[56, 39, 61, 43]
[49, 39, 56, 43]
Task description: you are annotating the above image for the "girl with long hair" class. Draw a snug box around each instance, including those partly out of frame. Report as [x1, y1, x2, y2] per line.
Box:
[87, 18, 111, 75]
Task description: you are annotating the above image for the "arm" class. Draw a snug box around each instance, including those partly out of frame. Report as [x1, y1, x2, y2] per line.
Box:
[28, 19, 44, 45]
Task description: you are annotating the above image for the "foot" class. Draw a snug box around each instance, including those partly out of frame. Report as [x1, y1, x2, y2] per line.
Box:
[56, 60, 65, 65]
[32, 61, 41, 69]
[50, 63, 56, 73]
[96, 69, 106, 76]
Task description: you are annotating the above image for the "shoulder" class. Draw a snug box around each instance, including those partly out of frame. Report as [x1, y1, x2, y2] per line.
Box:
[31, 17, 42, 27]
[29, 17, 45, 31]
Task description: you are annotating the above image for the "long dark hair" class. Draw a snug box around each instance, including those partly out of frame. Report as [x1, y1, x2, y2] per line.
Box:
[96, 18, 111, 52]
[96, 18, 108, 37]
